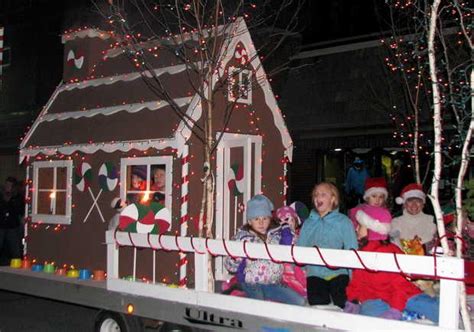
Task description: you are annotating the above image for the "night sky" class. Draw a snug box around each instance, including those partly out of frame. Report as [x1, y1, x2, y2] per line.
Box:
[0, 0, 390, 112]
[1, 1, 389, 44]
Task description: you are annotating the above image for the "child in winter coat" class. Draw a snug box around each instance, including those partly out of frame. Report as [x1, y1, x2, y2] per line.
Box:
[224, 195, 305, 305]
[349, 177, 392, 246]
[390, 183, 437, 253]
[275, 205, 307, 297]
[297, 182, 358, 308]
[344, 222, 440, 322]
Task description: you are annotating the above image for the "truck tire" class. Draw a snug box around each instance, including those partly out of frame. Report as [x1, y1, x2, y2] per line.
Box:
[158, 322, 194, 332]
[94, 310, 143, 332]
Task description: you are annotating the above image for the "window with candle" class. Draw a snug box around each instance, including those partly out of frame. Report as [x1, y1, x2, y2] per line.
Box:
[32, 160, 73, 224]
[120, 156, 173, 209]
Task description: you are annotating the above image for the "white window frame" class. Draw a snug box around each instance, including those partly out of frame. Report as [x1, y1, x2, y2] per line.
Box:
[32, 160, 73, 225]
[120, 156, 173, 210]
[227, 66, 252, 105]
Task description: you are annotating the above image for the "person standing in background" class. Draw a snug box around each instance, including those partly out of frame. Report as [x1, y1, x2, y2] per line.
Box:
[0, 177, 24, 265]
[345, 157, 370, 209]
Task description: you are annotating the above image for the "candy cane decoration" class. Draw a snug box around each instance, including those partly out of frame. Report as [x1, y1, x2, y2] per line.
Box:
[179, 145, 190, 287]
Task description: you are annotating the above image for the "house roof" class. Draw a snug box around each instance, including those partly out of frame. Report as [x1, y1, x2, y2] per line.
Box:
[20, 19, 293, 161]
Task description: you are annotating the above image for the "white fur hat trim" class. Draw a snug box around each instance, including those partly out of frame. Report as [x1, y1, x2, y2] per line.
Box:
[363, 187, 388, 200]
[395, 189, 426, 205]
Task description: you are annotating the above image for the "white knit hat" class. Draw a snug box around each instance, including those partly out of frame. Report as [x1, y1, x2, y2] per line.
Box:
[395, 183, 426, 204]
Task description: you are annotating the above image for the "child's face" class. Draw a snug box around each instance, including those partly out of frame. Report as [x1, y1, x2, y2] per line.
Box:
[249, 216, 271, 235]
[153, 169, 166, 190]
[366, 193, 386, 207]
[131, 174, 143, 189]
[405, 198, 424, 215]
[313, 184, 335, 216]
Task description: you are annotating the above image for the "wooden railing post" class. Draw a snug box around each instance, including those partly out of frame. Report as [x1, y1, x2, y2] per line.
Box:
[106, 231, 119, 280]
[194, 248, 209, 292]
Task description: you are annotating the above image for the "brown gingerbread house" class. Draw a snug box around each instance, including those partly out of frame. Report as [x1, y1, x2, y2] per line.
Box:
[19, 18, 292, 285]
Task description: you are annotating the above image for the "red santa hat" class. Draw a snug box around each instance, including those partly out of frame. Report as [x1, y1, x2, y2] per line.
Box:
[395, 183, 426, 205]
[363, 177, 388, 201]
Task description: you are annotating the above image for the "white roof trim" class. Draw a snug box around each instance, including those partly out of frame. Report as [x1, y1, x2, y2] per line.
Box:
[40, 96, 193, 122]
[20, 138, 179, 163]
[173, 18, 293, 161]
[62, 29, 113, 43]
[59, 64, 189, 92]
[224, 18, 293, 161]
[19, 83, 63, 151]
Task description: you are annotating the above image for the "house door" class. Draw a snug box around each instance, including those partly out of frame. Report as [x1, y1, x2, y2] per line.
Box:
[214, 133, 262, 280]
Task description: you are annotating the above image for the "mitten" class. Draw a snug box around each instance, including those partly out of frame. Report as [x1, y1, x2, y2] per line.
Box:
[280, 223, 294, 245]
[236, 259, 246, 283]
[355, 210, 390, 235]
[389, 229, 401, 239]
[380, 308, 402, 320]
[343, 301, 361, 314]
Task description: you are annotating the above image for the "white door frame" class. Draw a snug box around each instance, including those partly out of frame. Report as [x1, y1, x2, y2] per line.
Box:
[215, 133, 262, 280]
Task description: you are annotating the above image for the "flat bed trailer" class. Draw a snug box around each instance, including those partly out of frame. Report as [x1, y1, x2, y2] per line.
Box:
[0, 232, 466, 331]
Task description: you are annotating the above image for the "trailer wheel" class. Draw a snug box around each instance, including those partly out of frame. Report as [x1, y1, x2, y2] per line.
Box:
[94, 311, 143, 332]
[158, 322, 194, 332]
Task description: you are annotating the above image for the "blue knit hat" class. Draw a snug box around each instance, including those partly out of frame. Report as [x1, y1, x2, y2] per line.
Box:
[246, 194, 274, 222]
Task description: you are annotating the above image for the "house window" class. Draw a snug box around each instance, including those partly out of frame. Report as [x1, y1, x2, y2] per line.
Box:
[228, 66, 252, 104]
[120, 156, 173, 209]
[32, 160, 73, 224]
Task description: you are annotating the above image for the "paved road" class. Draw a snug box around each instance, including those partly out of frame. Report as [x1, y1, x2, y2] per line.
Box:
[0, 290, 97, 332]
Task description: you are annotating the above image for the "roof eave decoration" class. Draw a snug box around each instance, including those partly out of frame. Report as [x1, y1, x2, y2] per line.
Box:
[20, 138, 180, 163]
[62, 28, 113, 43]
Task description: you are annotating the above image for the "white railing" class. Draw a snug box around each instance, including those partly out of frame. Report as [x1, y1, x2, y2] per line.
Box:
[105, 230, 464, 330]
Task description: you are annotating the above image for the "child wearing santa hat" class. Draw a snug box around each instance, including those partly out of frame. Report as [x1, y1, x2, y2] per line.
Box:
[390, 183, 437, 251]
[348, 177, 392, 246]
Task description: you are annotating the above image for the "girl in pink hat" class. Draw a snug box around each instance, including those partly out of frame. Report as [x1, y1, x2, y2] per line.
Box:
[275, 204, 308, 297]
[348, 177, 392, 246]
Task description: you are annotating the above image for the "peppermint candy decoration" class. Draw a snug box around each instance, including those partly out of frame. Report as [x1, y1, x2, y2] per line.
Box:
[119, 202, 171, 235]
[67, 49, 84, 69]
[74, 162, 92, 192]
[98, 162, 118, 192]
[227, 163, 244, 196]
[234, 44, 248, 65]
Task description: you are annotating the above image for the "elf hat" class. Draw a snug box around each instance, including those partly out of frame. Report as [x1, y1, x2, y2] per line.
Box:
[132, 165, 147, 180]
[246, 194, 274, 222]
[363, 177, 388, 201]
[289, 201, 310, 225]
[395, 183, 426, 205]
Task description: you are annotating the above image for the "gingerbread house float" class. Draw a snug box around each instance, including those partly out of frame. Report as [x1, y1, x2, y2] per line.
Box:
[19, 18, 292, 285]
